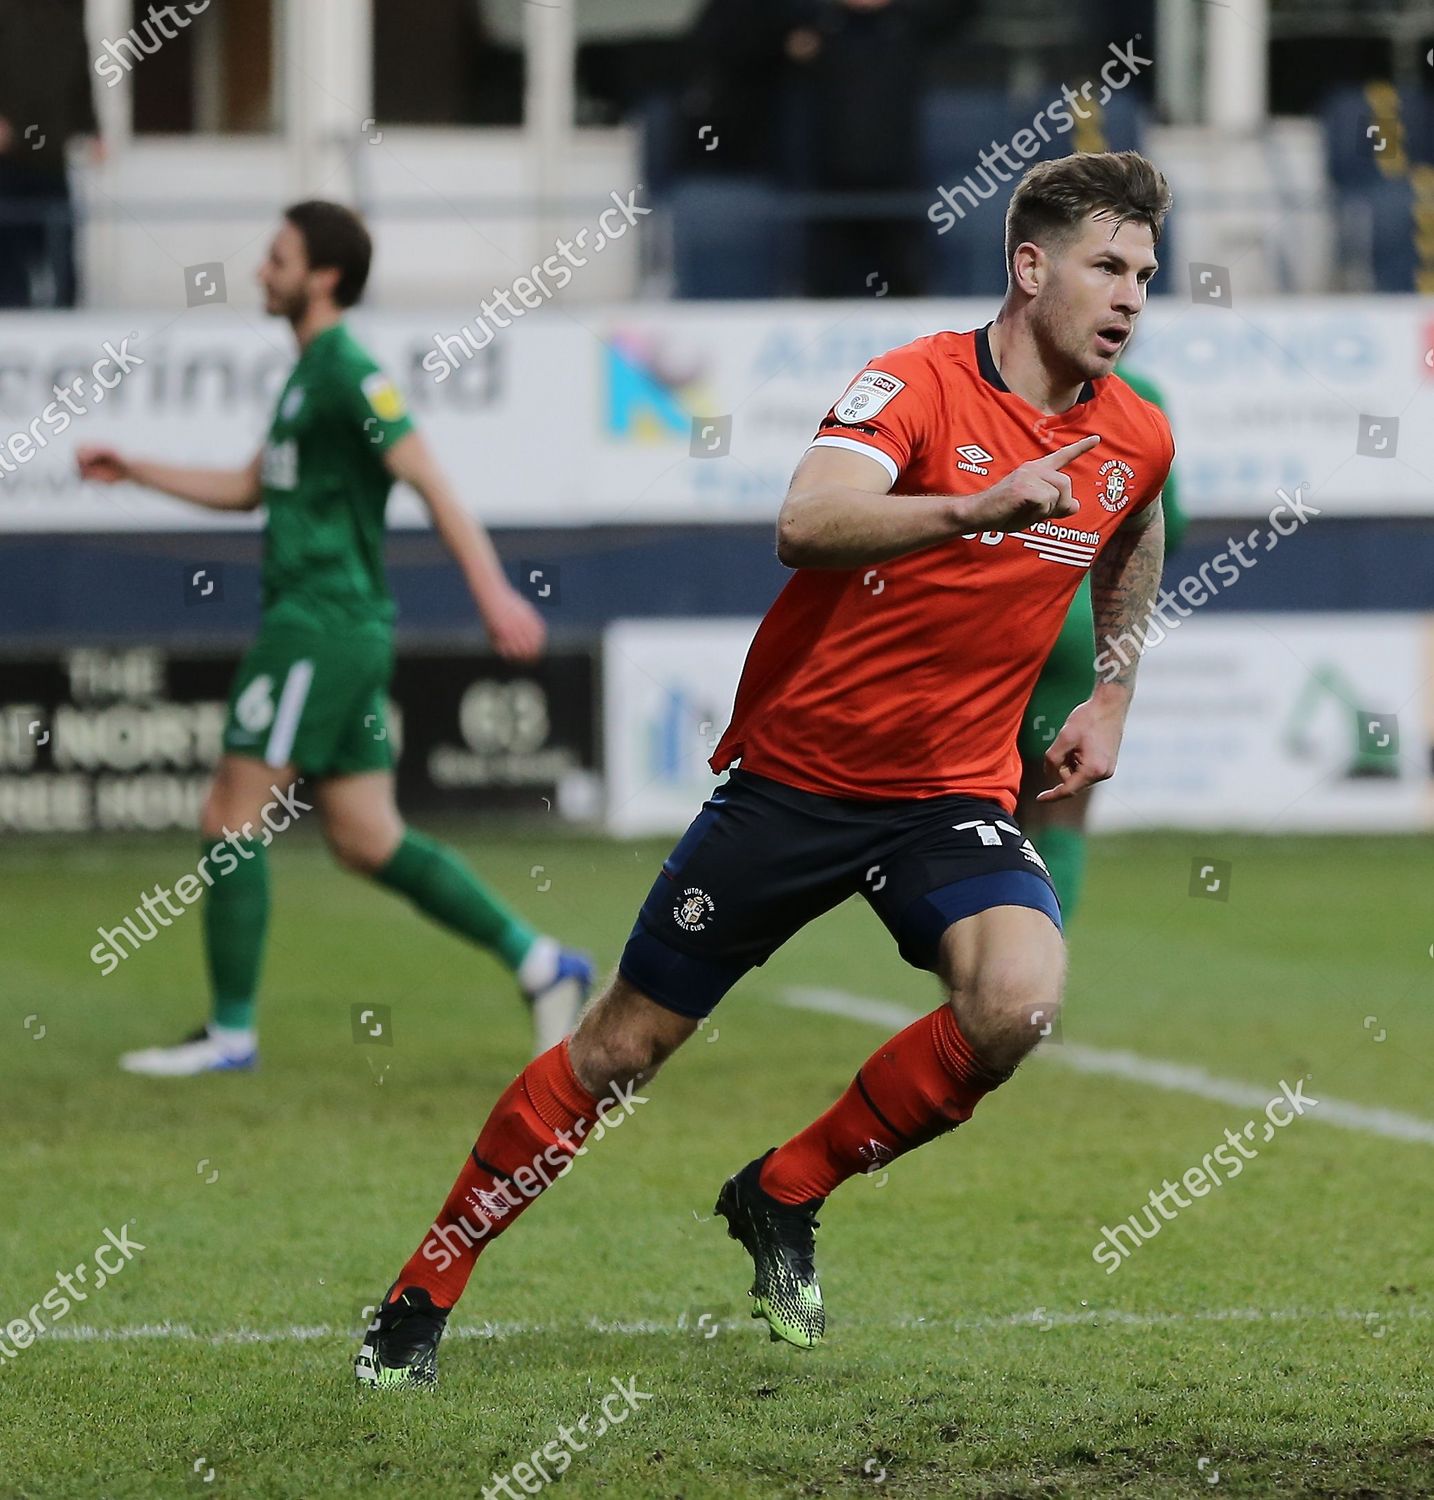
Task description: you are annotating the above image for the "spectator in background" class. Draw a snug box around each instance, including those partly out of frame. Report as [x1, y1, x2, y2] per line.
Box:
[0, 0, 101, 307]
[788, 0, 960, 298]
[372, 0, 523, 127]
[676, 0, 797, 176]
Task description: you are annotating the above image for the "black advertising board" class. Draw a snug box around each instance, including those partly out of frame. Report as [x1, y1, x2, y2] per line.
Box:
[0, 645, 598, 833]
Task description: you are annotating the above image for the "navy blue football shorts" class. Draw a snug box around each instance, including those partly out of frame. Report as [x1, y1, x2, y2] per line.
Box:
[618, 769, 1062, 1020]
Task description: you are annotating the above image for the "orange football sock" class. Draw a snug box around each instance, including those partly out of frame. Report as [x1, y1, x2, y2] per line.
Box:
[392, 1041, 598, 1308]
[760, 1005, 1010, 1204]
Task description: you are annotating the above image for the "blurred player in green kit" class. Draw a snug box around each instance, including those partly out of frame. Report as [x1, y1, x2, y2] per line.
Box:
[1016, 365, 1185, 917]
[78, 201, 592, 1075]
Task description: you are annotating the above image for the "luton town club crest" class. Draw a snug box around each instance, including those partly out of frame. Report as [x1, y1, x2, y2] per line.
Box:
[1098, 457, 1136, 512]
[673, 887, 715, 932]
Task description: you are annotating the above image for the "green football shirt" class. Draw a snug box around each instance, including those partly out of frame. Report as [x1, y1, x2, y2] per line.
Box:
[1115, 365, 1185, 552]
[259, 323, 415, 636]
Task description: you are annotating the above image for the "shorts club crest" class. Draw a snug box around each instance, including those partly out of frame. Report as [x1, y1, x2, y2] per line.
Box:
[673, 888, 715, 932]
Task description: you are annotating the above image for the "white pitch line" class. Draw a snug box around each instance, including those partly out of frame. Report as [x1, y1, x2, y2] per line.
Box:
[33, 1305, 1426, 1346]
[780, 986, 1434, 1147]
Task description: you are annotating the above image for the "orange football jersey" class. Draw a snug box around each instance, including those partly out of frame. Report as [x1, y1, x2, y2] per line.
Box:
[710, 324, 1175, 809]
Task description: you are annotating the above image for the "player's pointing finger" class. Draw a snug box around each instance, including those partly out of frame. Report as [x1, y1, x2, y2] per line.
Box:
[1045, 434, 1101, 469]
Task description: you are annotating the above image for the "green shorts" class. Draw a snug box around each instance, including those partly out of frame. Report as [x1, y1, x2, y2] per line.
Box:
[1019, 577, 1096, 764]
[222, 623, 395, 776]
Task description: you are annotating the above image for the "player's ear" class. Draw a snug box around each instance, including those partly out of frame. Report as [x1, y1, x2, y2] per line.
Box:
[1011, 242, 1044, 297]
[310, 263, 342, 304]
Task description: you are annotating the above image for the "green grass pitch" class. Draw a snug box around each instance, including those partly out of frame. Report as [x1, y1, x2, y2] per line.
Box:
[2, 826, 1431, 1497]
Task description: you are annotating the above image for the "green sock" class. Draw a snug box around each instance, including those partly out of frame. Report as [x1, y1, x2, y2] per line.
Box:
[202, 837, 269, 1031]
[375, 829, 536, 971]
[1037, 826, 1087, 923]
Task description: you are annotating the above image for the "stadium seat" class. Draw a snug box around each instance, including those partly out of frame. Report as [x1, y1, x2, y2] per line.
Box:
[1322, 83, 1434, 190]
[925, 187, 1012, 298]
[920, 87, 1149, 296]
[921, 90, 1016, 297]
[1079, 87, 1145, 155]
[634, 92, 681, 201]
[669, 176, 792, 298]
[1324, 84, 1383, 189]
[922, 89, 1022, 186]
[1365, 176, 1419, 292]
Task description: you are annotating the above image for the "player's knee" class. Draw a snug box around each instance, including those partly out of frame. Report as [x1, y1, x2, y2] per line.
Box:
[200, 796, 260, 844]
[200, 769, 243, 841]
[199, 792, 228, 842]
[326, 821, 394, 876]
[951, 957, 1062, 1068]
[572, 1032, 660, 1095]
[571, 1018, 673, 1093]
[568, 980, 695, 1095]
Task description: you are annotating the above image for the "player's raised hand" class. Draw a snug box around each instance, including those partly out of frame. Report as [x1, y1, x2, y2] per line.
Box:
[76, 444, 131, 484]
[483, 585, 547, 662]
[969, 434, 1099, 533]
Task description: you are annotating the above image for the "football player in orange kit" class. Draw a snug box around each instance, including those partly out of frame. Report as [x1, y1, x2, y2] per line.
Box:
[357, 150, 1174, 1385]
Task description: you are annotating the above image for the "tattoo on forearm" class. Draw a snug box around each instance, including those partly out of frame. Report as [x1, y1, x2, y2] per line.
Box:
[1091, 507, 1165, 690]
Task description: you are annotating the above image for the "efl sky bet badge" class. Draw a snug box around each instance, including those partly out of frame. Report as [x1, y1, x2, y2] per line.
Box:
[834, 370, 905, 425]
[362, 372, 406, 423]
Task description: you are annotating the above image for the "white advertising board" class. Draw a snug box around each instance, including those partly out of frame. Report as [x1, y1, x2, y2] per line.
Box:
[602, 618, 757, 837]
[604, 614, 1432, 836]
[1093, 613, 1431, 832]
[3, 297, 1432, 531]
